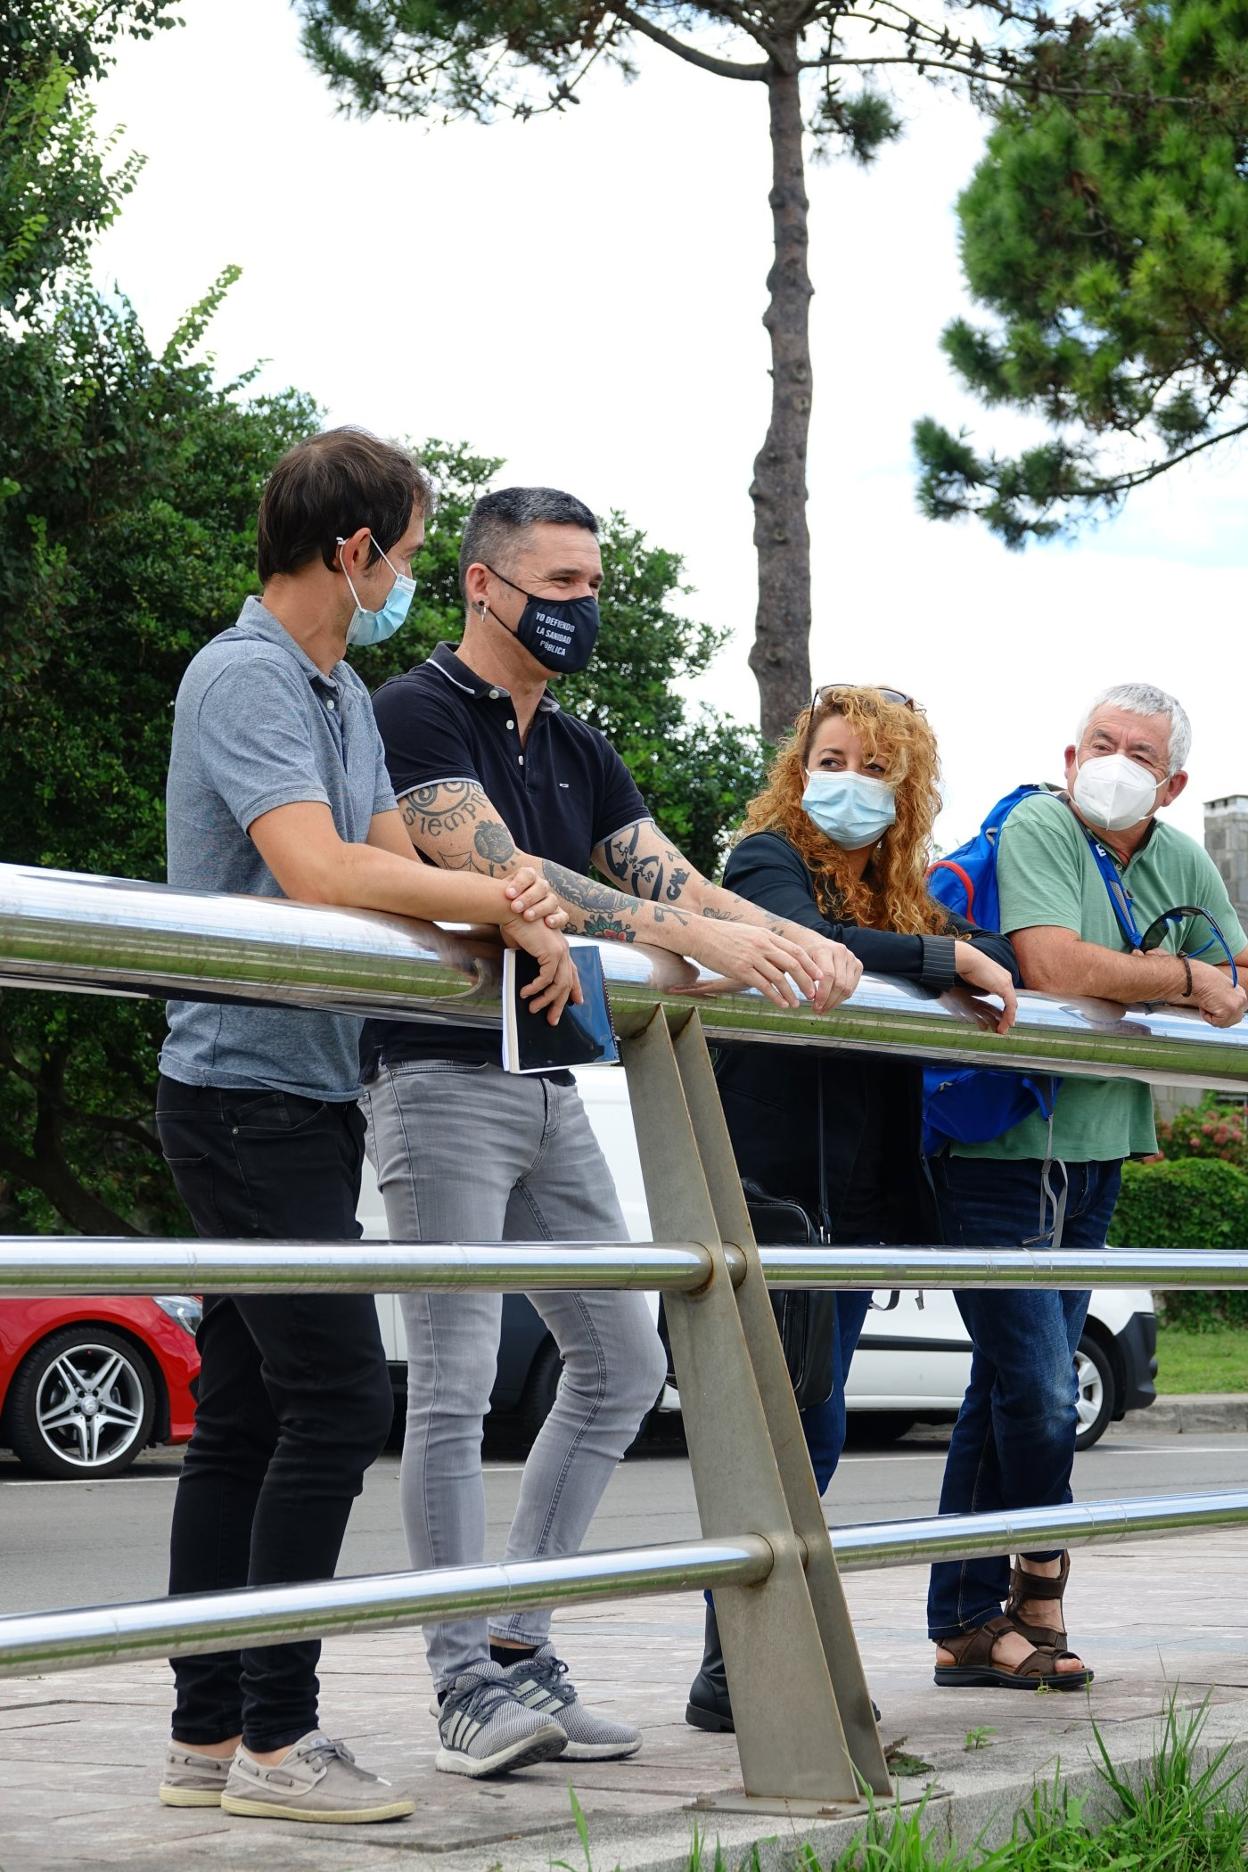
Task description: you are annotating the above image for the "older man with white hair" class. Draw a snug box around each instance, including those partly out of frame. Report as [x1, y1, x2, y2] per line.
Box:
[926, 682, 1247, 1694]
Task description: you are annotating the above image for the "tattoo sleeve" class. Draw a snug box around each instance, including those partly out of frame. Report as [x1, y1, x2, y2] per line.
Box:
[543, 859, 693, 944]
[599, 820, 693, 904]
[398, 788, 696, 945]
[399, 781, 517, 877]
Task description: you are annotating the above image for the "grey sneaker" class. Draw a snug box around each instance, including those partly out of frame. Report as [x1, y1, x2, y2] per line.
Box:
[220, 1731, 414, 1824]
[158, 1743, 235, 1807]
[499, 1645, 642, 1761]
[436, 1661, 567, 1778]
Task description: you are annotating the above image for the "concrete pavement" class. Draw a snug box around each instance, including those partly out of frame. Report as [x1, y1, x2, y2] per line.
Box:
[3, 1523, 1247, 1872]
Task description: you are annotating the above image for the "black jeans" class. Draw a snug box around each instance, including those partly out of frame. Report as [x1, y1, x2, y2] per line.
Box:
[156, 1077, 393, 1751]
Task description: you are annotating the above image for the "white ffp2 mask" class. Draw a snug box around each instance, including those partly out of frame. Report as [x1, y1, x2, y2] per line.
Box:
[1072, 753, 1160, 832]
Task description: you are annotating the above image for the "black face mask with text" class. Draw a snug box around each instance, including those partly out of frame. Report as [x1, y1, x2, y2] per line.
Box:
[485, 564, 601, 674]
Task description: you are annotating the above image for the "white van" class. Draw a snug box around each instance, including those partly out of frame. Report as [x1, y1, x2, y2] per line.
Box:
[362, 1068, 1157, 1453]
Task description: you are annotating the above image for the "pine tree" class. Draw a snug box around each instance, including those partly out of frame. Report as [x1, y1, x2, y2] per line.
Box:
[296, 2, 1135, 734]
[914, 0, 1248, 544]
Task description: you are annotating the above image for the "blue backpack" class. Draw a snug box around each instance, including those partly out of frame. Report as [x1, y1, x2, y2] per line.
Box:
[922, 785, 1058, 1155]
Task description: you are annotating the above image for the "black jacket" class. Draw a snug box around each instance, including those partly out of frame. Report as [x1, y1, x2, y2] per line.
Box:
[714, 832, 1021, 1243]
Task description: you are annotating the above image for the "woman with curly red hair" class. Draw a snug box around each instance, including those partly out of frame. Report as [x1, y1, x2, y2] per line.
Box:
[686, 684, 1021, 1733]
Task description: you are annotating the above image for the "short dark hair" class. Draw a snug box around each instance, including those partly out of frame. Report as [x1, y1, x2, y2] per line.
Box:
[458, 486, 598, 598]
[257, 427, 434, 583]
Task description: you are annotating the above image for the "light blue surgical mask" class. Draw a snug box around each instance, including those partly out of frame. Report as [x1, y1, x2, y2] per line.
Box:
[801, 770, 896, 850]
[337, 535, 416, 647]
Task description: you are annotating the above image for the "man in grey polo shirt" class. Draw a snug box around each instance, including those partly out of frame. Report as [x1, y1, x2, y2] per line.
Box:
[155, 428, 574, 1826]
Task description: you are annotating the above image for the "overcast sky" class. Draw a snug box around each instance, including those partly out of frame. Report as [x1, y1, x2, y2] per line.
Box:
[90, 0, 1248, 852]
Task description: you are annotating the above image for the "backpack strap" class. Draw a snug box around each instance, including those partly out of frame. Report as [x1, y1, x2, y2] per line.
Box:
[926, 859, 976, 919]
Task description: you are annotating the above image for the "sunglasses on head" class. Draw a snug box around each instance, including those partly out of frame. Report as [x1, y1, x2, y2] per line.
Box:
[811, 683, 916, 713]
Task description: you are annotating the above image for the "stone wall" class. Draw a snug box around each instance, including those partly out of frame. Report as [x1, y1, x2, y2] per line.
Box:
[1205, 795, 1248, 932]
[1153, 797, 1248, 1125]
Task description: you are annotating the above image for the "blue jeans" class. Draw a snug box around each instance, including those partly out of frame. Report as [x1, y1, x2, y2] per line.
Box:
[925, 1154, 1122, 1641]
[702, 1286, 872, 1612]
[801, 1292, 874, 1495]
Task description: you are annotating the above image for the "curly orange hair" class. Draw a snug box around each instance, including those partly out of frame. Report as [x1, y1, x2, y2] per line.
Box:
[737, 687, 948, 936]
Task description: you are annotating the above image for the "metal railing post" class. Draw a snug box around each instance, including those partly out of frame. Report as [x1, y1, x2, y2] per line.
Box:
[621, 1009, 886, 1811]
[667, 1012, 892, 1806]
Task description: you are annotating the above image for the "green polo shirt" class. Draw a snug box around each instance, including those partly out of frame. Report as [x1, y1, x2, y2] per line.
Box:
[953, 789, 1247, 1164]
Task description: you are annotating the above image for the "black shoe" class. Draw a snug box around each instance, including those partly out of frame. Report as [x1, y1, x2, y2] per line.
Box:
[685, 1603, 734, 1732]
[685, 1602, 882, 1733]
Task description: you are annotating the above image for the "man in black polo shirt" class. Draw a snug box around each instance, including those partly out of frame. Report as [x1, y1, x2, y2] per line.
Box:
[362, 487, 861, 1780]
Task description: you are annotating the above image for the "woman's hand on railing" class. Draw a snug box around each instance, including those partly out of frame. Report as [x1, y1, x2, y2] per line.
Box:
[952, 943, 1019, 1035]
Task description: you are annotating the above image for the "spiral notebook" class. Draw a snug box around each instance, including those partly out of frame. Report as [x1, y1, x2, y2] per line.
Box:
[501, 944, 620, 1074]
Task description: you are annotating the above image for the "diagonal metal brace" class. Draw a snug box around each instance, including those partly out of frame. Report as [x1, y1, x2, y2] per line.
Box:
[621, 1007, 891, 1807]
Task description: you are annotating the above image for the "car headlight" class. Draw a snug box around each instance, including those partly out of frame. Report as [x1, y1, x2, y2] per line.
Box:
[154, 1295, 203, 1337]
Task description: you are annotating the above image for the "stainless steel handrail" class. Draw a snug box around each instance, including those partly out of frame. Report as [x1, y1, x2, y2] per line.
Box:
[831, 1490, 1248, 1569]
[757, 1246, 1248, 1289]
[5, 861, 1248, 1778]
[0, 1241, 1244, 1298]
[0, 1240, 724, 1297]
[0, 1537, 776, 1678]
[4, 1491, 1245, 1680]
[4, 862, 1248, 1087]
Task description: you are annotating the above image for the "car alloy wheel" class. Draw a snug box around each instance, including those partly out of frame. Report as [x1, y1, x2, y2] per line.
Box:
[1073, 1335, 1115, 1452]
[7, 1326, 157, 1479]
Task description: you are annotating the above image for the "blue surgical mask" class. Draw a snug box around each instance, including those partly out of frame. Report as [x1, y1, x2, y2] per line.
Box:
[337, 535, 416, 647]
[802, 770, 896, 850]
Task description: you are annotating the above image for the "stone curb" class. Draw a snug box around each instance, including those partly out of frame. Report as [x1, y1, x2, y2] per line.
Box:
[1142, 1392, 1248, 1433]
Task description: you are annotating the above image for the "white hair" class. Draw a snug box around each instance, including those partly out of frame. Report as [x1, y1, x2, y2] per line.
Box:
[1077, 683, 1191, 774]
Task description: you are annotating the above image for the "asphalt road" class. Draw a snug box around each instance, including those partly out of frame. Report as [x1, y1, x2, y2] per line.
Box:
[4, 1420, 1246, 1617]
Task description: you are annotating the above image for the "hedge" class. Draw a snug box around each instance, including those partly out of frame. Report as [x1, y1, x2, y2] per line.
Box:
[1108, 1158, 1248, 1328]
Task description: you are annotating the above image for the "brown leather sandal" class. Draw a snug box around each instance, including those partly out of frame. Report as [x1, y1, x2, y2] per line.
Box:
[933, 1613, 1093, 1691]
[1003, 1553, 1094, 1685]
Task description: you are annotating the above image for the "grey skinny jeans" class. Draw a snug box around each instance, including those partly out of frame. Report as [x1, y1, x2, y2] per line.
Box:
[361, 1060, 667, 1692]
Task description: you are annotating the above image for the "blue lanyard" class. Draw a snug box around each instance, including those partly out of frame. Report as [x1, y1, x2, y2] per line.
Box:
[1079, 823, 1239, 988]
[1080, 831, 1144, 947]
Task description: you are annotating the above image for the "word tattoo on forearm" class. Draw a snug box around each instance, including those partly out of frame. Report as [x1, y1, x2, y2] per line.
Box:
[401, 781, 482, 840]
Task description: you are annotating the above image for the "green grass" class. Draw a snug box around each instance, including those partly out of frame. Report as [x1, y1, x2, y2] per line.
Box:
[559, 1698, 1247, 1872]
[1155, 1325, 1248, 1394]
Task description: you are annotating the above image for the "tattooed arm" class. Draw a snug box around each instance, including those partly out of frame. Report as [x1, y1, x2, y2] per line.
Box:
[396, 783, 858, 1009]
[395, 780, 695, 945]
[594, 819, 861, 1007]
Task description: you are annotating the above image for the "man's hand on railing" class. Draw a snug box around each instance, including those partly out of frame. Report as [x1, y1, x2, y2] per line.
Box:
[797, 934, 863, 1011]
[679, 921, 860, 1012]
[501, 903, 583, 1024]
[1188, 959, 1248, 1029]
[502, 866, 569, 930]
[952, 943, 1019, 1035]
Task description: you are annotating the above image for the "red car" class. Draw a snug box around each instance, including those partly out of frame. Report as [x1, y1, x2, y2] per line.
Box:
[0, 1296, 200, 1479]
